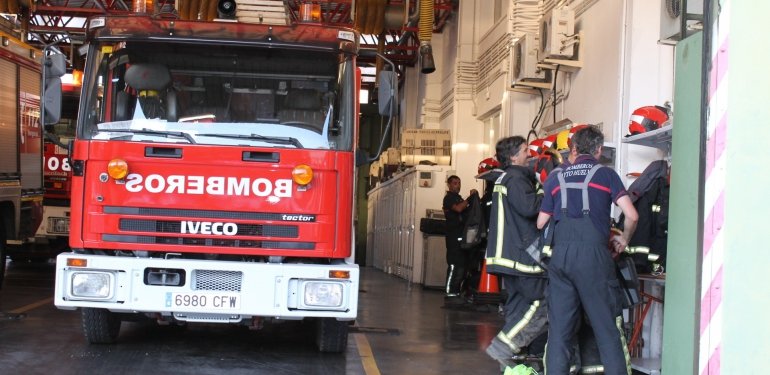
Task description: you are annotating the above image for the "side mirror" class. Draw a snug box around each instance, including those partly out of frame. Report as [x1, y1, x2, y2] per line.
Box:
[43, 77, 62, 125]
[45, 54, 67, 78]
[377, 70, 397, 117]
[42, 54, 66, 126]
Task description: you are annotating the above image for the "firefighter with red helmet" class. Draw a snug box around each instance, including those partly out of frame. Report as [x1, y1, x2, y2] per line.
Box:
[476, 157, 503, 226]
[484, 136, 548, 370]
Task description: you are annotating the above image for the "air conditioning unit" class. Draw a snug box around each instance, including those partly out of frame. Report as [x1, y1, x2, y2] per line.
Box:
[660, 0, 703, 43]
[539, 7, 575, 59]
[510, 33, 547, 87]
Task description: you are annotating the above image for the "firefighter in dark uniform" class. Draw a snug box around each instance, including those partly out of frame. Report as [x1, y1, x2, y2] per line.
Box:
[484, 136, 548, 369]
[442, 175, 477, 304]
[537, 126, 638, 375]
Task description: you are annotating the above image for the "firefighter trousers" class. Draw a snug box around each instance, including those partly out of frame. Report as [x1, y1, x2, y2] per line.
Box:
[545, 217, 630, 375]
[497, 274, 548, 352]
[445, 236, 468, 296]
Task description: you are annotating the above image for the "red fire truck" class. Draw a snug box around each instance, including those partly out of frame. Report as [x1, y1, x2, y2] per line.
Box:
[53, 15, 365, 352]
[0, 30, 47, 286]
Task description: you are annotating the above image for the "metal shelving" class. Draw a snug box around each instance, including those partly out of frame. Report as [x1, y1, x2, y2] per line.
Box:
[621, 124, 673, 151]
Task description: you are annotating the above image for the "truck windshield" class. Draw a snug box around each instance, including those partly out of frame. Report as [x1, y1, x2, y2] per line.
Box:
[79, 40, 355, 151]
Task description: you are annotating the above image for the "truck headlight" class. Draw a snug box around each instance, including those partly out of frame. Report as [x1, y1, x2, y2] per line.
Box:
[48, 217, 70, 234]
[303, 281, 343, 308]
[71, 272, 114, 299]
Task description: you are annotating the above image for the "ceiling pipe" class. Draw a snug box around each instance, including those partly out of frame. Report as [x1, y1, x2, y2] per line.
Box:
[396, 0, 419, 47]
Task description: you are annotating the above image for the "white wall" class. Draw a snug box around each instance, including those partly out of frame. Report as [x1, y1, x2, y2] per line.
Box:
[397, 0, 674, 192]
[620, 0, 676, 184]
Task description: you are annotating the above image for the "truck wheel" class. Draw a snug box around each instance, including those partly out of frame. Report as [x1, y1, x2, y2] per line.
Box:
[315, 318, 348, 353]
[82, 308, 121, 344]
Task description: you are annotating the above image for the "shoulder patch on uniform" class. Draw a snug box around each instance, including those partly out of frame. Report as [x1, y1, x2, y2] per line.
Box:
[495, 172, 507, 184]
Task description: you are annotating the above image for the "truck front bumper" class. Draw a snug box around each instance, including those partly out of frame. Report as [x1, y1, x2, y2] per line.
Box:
[54, 253, 359, 322]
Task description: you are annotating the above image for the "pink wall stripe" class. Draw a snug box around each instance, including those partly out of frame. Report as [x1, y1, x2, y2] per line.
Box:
[700, 2, 729, 374]
[700, 265, 724, 334]
[701, 346, 722, 375]
[708, 38, 729, 99]
[705, 114, 727, 181]
[702, 191, 725, 258]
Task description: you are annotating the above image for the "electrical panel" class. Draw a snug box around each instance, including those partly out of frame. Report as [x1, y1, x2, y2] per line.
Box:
[660, 0, 703, 43]
[539, 7, 575, 59]
[418, 171, 433, 188]
[510, 33, 547, 87]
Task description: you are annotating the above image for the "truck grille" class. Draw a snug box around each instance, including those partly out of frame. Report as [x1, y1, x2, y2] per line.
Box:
[193, 270, 242, 292]
[102, 234, 314, 249]
[102, 206, 315, 250]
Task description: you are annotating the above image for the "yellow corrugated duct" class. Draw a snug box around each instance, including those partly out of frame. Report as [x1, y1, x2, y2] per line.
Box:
[418, 0, 433, 42]
[418, 0, 435, 74]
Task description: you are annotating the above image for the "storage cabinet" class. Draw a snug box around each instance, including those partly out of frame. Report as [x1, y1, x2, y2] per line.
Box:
[366, 165, 452, 284]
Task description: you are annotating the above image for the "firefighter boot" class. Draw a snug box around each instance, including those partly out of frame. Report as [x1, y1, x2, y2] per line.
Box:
[486, 337, 517, 370]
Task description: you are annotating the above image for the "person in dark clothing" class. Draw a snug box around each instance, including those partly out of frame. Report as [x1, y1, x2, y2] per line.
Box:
[483, 136, 548, 370]
[467, 158, 504, 302]
[537, 125, 639, 375]
[442, 175, 477, 304]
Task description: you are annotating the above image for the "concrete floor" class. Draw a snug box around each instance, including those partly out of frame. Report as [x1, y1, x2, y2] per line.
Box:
[0, 259, 503, 375]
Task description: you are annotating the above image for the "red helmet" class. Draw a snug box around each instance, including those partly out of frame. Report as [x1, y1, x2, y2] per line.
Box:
[629, 106, 670, 135]
[542, 134, 558, 150]
[533, 149, 564, 185]
[477, 157, 500, 175]
[528, 138, 546, 157]
[568, 124, 589, 148]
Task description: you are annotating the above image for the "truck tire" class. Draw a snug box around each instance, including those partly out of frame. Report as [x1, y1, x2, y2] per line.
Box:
[315, 318, 348, 353]
[82, 308, 121, 344]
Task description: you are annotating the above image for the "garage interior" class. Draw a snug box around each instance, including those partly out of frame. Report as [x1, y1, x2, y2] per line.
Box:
[1, 1, 768, 374]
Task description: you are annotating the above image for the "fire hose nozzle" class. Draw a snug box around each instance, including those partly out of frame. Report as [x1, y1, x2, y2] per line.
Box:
[624, 246, 650, 254]
[419, 42, 435, 74]
[624, 246, 659, 262]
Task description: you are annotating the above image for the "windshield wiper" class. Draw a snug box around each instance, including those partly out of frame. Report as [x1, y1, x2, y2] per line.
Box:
[103, 128, 196, 144]
[196, 133, 303, 148]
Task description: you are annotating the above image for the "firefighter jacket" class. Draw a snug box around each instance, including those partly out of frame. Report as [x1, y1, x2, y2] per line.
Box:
[485, 164, 545, 277]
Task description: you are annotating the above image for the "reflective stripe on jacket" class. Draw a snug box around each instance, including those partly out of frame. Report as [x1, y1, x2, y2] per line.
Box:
[485, 165, 544, 276]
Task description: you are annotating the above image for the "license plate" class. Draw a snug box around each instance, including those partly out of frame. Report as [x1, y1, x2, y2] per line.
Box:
[166, 292, 240, 310]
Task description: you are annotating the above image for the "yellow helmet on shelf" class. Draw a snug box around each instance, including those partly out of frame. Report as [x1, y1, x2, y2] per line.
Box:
[555, 129, 571, 150]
